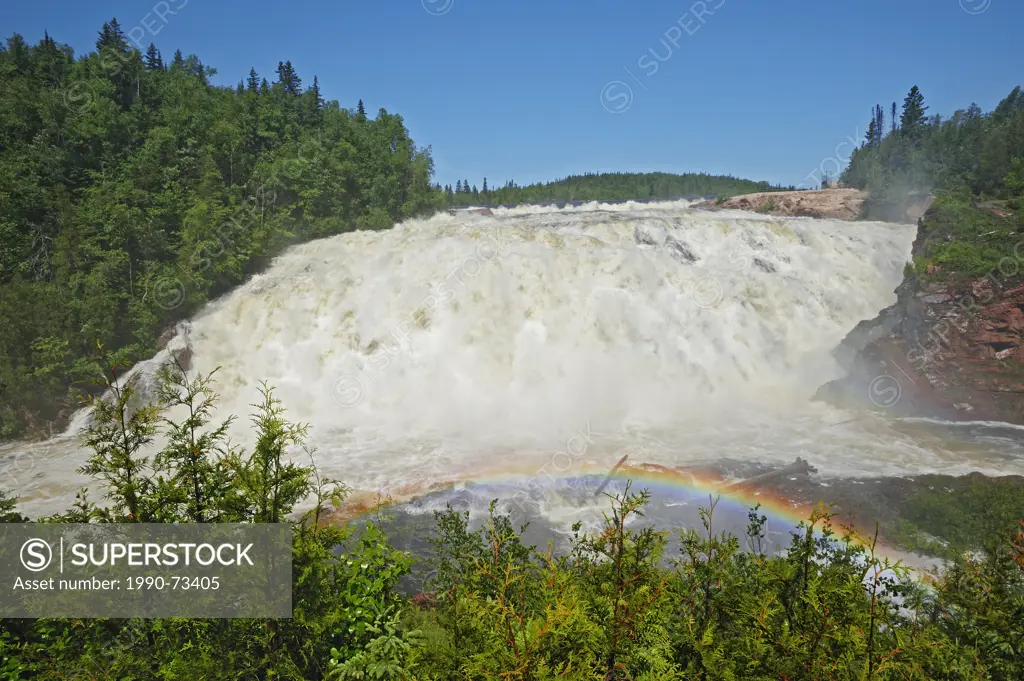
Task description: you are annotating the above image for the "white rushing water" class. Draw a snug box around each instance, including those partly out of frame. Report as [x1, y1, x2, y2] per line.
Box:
[4, 201, 1024, 518]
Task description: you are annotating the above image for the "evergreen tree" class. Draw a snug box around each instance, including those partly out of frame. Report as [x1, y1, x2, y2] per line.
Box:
[357, 99, 367, 117]
[310, 75, 321, 107]
[247, 67, 260, 93]
[144, 42, 163, 70]
[455, 180, 462, 194]
[96, 18, 128, 52]
[865, 115, 877, 148]
[275, 60, 301, 96]
[482, 177, 488, 193]
[900, 85, 929, 138]
[891, 101, 898, 134]
[171, 48, 184, 69]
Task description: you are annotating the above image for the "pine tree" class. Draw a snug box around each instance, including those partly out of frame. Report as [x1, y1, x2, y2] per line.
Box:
[874, 104, 884, 144]
[463, 179, 470, 194]
[891, 102, 898, 134]
[900, 85, 929, 138]
[456, 180, 462, 193]
[482, 177, 488, 193]
[247, 67, 259, 93]
[865, 116, 877, 148]
[357, 99, 367, 120]
[275, 60, 301, 96]
[96, 20, 128, 52]
[310, 75, 321, 107]
[171, 49, 185, 69]
[144, 43, 163, 70]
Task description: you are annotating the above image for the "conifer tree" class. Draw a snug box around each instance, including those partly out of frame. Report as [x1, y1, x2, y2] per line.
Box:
[900, 85, 929, 138]
[891, 101, 898, 134]
[310, 75, 321, 107]
[144, 42, 163, 70]
[171, 48, 185, 69]
[96, 19, 128, 52]
[247, 67, 260, 93]
[865, 116, 877, 148]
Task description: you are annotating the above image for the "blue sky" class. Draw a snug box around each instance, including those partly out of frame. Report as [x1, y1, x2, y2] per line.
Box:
[3, 0, 1023, 190]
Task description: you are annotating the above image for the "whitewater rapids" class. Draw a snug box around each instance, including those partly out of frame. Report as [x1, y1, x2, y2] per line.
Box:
[5, 201, 1024, 519]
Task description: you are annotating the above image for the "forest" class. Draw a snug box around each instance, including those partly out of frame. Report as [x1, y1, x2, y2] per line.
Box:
[843, 85, 1024, 203]
[443, 171, 795, 207]
[843, 85, 1024, 279]
[0, 21, 444, 440]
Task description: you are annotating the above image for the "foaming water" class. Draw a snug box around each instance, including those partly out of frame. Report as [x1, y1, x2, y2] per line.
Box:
[5, 201, 1024, 520]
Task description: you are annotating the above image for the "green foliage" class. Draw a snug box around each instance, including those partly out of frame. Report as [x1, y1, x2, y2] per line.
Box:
[911, 195, 1021, 281]
[0, 23, 445, 438]
[444, 171, 794, 207]
[0, 490, 25, 523]
[1, 369, 1023, 680]
[887, 476, 1024, 559]
[844, 84, 1024, 212]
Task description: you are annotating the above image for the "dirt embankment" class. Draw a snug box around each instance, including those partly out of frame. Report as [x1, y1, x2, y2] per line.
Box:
[694, 188, 869, 221]
[694, 188, 935, 224]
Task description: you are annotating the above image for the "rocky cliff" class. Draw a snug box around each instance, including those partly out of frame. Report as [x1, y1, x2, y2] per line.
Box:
[816, 212, 1024, 424]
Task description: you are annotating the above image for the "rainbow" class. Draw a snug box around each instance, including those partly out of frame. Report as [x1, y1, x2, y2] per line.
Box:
[335, 460, 922, 567]
[458, 462, 823, 530]
[452, 462, 917, 562]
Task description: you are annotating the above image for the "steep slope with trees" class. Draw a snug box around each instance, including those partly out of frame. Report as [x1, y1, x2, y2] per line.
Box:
[820, 85, 1024, 423]
[0, 22, 445, 439]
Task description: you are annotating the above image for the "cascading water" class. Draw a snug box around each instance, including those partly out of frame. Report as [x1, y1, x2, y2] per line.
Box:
[5, 201, 1024, 520]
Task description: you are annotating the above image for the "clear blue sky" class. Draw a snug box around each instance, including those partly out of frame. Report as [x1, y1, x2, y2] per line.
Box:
[3, 0, 1023, 189]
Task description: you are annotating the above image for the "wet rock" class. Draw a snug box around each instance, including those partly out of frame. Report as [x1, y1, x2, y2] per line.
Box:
[665, 235, 697, 263]
[634, 225, 658, 247]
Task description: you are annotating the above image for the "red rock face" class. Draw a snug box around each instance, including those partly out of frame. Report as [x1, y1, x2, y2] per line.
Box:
[817, 262, 1024, 424]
